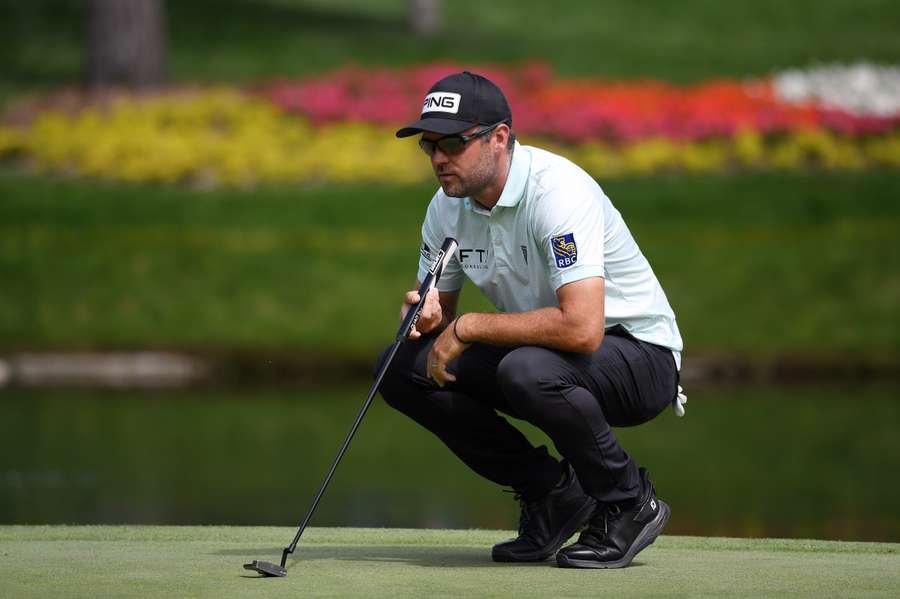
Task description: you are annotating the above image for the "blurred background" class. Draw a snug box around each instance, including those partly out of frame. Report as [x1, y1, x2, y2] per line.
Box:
[1, 0, 898, 541]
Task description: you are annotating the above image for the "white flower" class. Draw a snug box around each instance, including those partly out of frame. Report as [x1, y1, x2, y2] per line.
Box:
[772, 63, 900, 117]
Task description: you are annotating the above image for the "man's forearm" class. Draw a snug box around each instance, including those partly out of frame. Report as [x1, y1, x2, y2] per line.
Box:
[454, 308, 604, 354]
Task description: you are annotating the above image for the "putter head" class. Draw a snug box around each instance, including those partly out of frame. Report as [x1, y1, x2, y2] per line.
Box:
[243, 560, 287, 577]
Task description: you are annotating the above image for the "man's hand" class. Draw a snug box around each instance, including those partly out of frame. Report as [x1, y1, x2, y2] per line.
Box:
[401, 288, 442, 339]
[427, 317, 471, 387]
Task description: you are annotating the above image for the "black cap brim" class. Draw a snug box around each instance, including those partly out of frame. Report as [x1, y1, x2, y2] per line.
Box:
[395, 117, 477, 138]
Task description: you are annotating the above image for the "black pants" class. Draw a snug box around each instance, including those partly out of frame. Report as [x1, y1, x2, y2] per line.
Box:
[376, 325, 679, 504]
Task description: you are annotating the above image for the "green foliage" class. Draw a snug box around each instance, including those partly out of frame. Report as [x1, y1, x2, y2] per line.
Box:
[2, 0, 900, 103]
[1, 170, 898, 356]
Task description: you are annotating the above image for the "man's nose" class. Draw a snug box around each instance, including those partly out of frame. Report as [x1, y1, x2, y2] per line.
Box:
[430, 146, 450, 166]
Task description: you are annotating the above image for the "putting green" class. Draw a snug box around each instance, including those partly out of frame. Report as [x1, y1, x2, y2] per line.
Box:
[1, 526, 898, 598]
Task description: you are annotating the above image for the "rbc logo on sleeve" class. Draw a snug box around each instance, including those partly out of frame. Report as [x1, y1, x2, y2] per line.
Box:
[551, 233, 578, 268]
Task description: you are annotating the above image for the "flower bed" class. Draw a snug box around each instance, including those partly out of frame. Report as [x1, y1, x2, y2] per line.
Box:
[262, 62, 900, 142]
[1, 63, 898, 185]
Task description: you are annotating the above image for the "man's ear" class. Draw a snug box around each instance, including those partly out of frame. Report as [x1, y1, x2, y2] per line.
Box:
[493, 124, 510, 150]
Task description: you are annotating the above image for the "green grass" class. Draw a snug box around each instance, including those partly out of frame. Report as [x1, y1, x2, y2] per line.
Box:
[2, 0, 899, 103]
[1, 169, 898, 358]
[1, 526, 898, 598]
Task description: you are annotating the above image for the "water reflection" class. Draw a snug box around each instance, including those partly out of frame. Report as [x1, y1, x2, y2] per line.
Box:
[1, 384, 898, 541]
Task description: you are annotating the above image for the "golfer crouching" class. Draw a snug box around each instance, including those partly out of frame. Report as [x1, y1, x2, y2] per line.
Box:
[376, 71, 685, 569]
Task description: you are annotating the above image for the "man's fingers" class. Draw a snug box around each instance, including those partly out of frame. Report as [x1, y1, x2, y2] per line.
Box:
[427, 360, 455, 387]
[426, 353, 445, 386]
[422, 288, 438, 308]
[432, 365, 455, 387]
[433, 369, 446, 387]
[426, 358, 437, 383]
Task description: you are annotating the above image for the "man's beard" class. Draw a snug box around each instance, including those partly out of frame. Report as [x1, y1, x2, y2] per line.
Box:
[438, 144, 496, 198]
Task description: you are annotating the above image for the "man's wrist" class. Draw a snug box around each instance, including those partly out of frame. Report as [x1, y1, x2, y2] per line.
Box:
[453, 314, 472, 345]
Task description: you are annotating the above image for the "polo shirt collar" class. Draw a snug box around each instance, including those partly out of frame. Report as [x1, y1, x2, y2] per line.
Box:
[495, 141, 529, 208]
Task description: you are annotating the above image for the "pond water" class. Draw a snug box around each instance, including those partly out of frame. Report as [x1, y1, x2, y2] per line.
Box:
[1, 384, 898, 541]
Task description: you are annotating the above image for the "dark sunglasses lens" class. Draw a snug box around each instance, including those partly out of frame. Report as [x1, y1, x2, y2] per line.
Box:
[418, 139, 436, 155]
[437, 137, 465, 154]
[419, 136, 465, 155]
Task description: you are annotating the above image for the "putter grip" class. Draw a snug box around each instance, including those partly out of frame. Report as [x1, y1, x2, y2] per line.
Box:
[397, 237, 458, 342]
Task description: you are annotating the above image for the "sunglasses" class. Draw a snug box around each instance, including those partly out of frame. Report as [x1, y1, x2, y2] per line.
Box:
[418, 121, 505, 156]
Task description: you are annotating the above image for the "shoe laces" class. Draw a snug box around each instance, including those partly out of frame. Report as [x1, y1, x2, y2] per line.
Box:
[584, 503, 621, 542]
[505, 490, 535, 536]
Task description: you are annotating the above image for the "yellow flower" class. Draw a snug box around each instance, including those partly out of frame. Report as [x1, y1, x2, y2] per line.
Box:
[865, 133, 900, 166]
[2, 88, 897, 184]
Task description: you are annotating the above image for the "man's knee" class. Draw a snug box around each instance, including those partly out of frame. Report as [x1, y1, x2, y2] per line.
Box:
[373, 339, 427, 411]
[496, 347, 555, 412]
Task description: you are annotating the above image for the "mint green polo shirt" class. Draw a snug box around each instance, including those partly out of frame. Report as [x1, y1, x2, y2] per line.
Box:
[417, 142, 683, 368]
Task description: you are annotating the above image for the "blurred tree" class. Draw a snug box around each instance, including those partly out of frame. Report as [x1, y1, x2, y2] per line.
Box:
[86, 0, 167, 89]
[409, 0, 441, 37]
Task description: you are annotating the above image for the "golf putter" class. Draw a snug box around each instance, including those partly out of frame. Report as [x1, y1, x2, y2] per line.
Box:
[244, 236, 459, 577]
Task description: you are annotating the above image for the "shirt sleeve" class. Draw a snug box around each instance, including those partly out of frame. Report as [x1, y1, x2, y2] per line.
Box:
[532, 178, 607, 291]
[416, 195, 464, 291]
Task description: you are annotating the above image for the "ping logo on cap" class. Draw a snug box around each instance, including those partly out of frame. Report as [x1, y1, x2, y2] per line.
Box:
[422, 92, 461, 115]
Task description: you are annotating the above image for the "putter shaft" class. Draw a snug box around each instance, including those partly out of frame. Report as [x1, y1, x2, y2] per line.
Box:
[247, 237, 458, 574]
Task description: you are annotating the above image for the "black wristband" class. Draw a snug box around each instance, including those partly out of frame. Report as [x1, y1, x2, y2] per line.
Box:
[453, 314, 471, 344]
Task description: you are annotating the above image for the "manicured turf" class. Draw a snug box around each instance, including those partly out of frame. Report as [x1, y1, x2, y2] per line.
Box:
[1, 170, 898, 359]
[1, 526, 898, 598]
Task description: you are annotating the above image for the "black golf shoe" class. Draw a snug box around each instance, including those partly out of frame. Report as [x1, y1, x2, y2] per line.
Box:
[556, 467, 670, 569]
[491, 463, 596, 562]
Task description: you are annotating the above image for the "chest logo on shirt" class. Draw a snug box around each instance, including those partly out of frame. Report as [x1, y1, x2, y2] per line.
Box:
[551, 233, 578, 268]
[458, 248, 489, 270]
